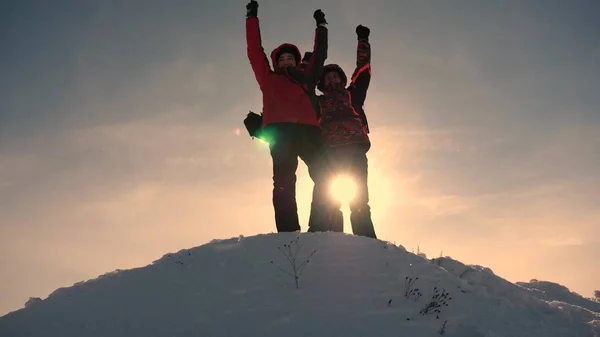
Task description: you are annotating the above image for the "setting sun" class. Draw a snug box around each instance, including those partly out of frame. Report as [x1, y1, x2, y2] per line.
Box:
[330, 175, 357, 204]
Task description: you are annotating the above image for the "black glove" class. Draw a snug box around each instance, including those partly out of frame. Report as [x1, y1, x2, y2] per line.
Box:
[313, 9, 327, 26]
[356, 24, 370, 40]
[246, 0, 258, 17]
[302, 52, 313, 63]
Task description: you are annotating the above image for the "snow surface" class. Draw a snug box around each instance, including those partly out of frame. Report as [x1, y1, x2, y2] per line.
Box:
[0, 232, 598, 337]
[515, 279, 600, 314]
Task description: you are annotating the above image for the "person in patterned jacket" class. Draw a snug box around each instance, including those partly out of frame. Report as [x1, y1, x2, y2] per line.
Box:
[314, 24, 376, 239]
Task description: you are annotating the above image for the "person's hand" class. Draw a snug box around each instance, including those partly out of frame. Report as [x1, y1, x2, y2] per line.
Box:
[246, 0, 258, 17]
[356, 24, 370, 40]
[313, 9, 327, 26]
[302, 52, 313, 63]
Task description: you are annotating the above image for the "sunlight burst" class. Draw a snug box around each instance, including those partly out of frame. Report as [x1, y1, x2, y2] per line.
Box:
[330, 175, 357, 205]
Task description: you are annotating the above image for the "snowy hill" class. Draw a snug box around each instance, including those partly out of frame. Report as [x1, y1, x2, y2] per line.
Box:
[516, 279, 600, 314]
[0, 232, 598, 337]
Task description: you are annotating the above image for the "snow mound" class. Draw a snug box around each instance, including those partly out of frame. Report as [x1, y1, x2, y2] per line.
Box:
[516, 279, 600, 313]
[23, 298, 41, 309]
[0, 232, 597, 337]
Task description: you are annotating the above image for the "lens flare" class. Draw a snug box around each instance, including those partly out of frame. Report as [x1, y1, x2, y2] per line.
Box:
[330, 175, 357, 204]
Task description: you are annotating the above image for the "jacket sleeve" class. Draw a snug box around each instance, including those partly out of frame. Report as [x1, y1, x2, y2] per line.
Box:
[306, 23, 328, 88]
[284, 24, 328, 88]
[246, 17, 272, 89]
[347, 39, 371, 107]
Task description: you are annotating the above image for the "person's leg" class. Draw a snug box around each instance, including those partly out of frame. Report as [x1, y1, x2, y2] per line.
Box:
[324, 147, 346, 233]
[328, 199, 344, 233]
[298, 125, 344, 233]
[311, 155, 344, 233]
[267, 124, 301, 232]
[348, 145, 377, 239]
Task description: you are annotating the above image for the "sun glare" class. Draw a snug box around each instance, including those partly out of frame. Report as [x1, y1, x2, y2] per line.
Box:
[292, 149, 397, 237]
[330, 175, 357, 204]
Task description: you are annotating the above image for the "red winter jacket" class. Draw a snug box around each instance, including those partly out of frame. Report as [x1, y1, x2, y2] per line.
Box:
[246, 17, 327, 127]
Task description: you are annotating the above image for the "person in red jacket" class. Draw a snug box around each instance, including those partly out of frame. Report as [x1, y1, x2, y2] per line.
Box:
[314, 24, 376, 239]
[245, 0, 329, 233]
[243, 51, 314, 143]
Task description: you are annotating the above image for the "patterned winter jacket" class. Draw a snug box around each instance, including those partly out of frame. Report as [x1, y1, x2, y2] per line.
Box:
[316, 39, 371, 148]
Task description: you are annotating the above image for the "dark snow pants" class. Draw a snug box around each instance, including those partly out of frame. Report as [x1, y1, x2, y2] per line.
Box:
[265, 123, 332, 233]
[319, 144, 377, 239]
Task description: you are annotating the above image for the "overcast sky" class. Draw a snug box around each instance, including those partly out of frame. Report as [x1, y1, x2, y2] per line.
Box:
[1, 0, 599, 315]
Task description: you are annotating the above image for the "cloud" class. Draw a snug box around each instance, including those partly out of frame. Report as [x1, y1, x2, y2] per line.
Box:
[0, 154, 37, 187]
[541, 237, 585, 248]
[0, 105, 273, 233]
[410, 195, 476, 218]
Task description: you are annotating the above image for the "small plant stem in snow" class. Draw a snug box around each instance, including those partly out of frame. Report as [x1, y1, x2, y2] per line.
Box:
[271, 237, 316, 289]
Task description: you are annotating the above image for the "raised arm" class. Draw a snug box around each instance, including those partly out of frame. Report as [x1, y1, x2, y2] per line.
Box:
[284, 9, 328, 88]
[245, 1, 271, 89]
[306, 10, 328, 87]
[348, 25, 371, 105]
[348, 25, 371, 131]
